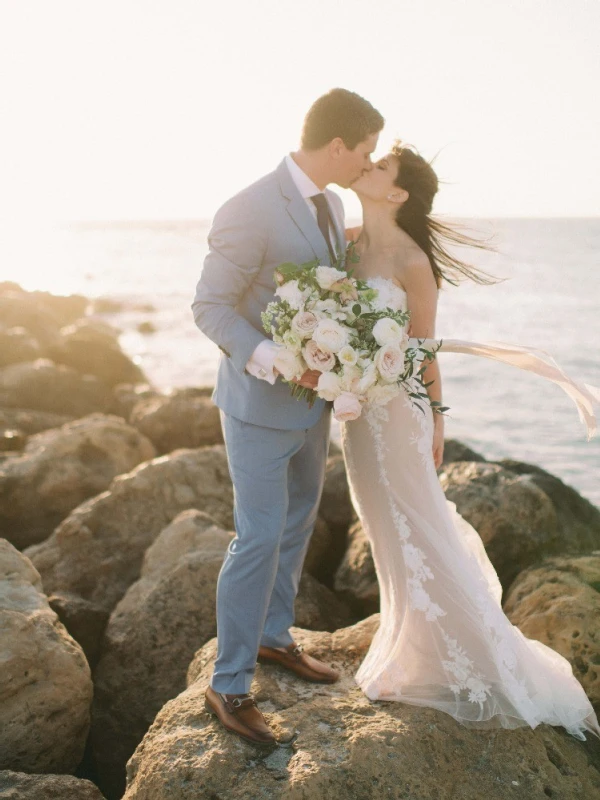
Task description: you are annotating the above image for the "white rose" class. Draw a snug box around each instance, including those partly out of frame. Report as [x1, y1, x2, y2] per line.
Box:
[275, 280, 309, 310]
[372, 317, 406, 347]
[273, 348, 305, 381]
[333, 391, 363, 422]
[367, 382, 401, 406]
[290, 311, 319, 339]
[316, 371, 342, 401]
[303, 339, 336, 372]
[314, 298, 340, 314]
[337, 344, 358, 367]
[375, 344, 406, 382]
[357, 362, 378, 393]
[340, 364, 362, 393]
[315, 266, 347, 290]
[312, 318, 349, 353]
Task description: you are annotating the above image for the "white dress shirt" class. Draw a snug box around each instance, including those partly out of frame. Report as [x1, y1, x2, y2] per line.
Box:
[245, 155, 342, 384]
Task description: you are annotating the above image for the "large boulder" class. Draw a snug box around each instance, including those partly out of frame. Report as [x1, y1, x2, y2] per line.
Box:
[334, 519, 379, 616]
[442, 438, 486, 466]
[496, 459, 600, 554]
[0, 327, 42, 367]
[123, 617, 600, 800]
[439, 461, 562, 588]
[0, 359, 114, 417]
[24, 447, 234, 642]
[0, 406, 74, 437]
[90, 509, 353, 799]
[0, 414, 156, 548]
[129, 388, 222, 454]
[0, 291, 63, 346]
[47, 319, 147, 388]
[0, 771, 106, 799]
[504, 552, 600, 709]
[0, 540, 93, 774]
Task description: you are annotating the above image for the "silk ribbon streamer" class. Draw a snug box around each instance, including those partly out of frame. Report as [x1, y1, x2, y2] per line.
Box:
[408, 337, 600, 440]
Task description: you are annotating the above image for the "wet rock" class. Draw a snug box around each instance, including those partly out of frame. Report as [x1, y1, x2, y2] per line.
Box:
[0, 540, 92, 774]
[504, 552, 600, 708]
[0, 413, 155, 548]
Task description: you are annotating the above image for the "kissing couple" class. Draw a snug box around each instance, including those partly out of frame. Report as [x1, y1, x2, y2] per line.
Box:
[192, 88, 600, 746]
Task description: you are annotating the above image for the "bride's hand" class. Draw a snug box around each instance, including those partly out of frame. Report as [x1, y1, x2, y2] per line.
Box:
[432, 414, 444, 469]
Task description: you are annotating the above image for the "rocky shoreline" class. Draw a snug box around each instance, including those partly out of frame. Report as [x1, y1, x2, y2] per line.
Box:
[1, 283, 599, 799]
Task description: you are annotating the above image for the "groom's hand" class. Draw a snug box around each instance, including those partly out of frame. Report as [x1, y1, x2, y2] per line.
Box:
[291, 369, 321, 390]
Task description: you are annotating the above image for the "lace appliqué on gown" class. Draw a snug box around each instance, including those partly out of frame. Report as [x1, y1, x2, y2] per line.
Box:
[342, 277, 600, 741]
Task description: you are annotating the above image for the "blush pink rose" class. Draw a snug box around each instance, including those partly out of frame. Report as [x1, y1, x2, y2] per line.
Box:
[375, 344, 405, 382]
[333, 391, 363, 422]
[303, 339, 336, 372]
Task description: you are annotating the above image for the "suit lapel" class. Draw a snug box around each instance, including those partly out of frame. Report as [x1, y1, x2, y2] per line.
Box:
[277, 159, 331, 265]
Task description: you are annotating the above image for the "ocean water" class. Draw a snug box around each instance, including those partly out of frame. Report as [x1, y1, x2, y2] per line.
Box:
[2, 218, 599, 506]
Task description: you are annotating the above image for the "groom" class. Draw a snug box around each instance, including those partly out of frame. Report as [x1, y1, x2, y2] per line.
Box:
[192, 88, 383, 745]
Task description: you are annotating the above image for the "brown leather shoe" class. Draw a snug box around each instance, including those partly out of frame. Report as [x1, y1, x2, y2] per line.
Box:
[257, 643, 340, 683]
[204, 686, 276, 746]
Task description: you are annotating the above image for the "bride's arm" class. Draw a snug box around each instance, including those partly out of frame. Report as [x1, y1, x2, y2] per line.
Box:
[400, 257, 445, 469]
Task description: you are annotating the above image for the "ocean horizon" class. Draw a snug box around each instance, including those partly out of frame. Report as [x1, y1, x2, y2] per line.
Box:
[2, 217, 599, 505]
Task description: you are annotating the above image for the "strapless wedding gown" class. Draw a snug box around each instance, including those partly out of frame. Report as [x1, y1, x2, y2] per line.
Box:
[341, 276, 600, 740]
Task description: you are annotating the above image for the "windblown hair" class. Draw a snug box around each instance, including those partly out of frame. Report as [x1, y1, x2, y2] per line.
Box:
[301, 88, 384, 151]
[392, 142, 496, 287]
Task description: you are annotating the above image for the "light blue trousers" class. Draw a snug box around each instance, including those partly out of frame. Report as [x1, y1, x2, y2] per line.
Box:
[211, 409, 330, 694]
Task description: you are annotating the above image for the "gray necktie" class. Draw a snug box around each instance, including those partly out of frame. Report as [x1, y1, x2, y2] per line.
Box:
[310, 193, 336, 264]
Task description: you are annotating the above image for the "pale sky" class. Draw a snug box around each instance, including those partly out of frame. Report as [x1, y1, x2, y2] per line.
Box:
[1, 0, 599, 222]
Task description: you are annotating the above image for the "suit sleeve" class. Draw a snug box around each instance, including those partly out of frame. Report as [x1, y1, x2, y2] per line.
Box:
[191, 194, 270, 375]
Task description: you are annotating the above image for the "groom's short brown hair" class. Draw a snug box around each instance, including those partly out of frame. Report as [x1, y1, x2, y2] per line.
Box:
[301, 88, 384, 151]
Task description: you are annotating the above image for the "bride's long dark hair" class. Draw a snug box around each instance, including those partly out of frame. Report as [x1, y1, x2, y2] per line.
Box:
[392, 141, 496, 287]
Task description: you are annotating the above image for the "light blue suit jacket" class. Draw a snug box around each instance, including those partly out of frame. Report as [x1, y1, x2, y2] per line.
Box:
[192, 158, 346, 429]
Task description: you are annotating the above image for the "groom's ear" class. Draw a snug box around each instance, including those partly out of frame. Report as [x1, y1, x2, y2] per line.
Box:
[329, 137, 346, 158]
[387, 188, 409, 205]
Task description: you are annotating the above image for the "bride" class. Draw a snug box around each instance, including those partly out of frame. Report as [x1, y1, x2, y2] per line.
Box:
[342, 141, 600, 740]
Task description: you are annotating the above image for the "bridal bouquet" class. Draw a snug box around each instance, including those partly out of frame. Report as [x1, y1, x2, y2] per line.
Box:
[261, 254, 444, 422]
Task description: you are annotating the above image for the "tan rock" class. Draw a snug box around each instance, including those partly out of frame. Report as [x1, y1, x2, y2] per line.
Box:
[0, 771, 105, 799]
[47, 319, 147, 388]
[0, 359, 114, 417]
[24, 447, 234, 618]
[89, 509, 353, 799]
[439, 461, 561, 588]
[124, 618, 600, 800]
[129, 388, 223, 454]
[495, 459, 600, 554]
[0, 413, 156, 548]
[0, 405, 74, 437]
[0, 540, 92, 774]
[504, 552, 600, 707]
[0, 327, 42, 367]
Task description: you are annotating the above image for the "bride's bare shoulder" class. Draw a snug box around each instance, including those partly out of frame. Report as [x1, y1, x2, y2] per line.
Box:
[392, 246, 432, 286]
